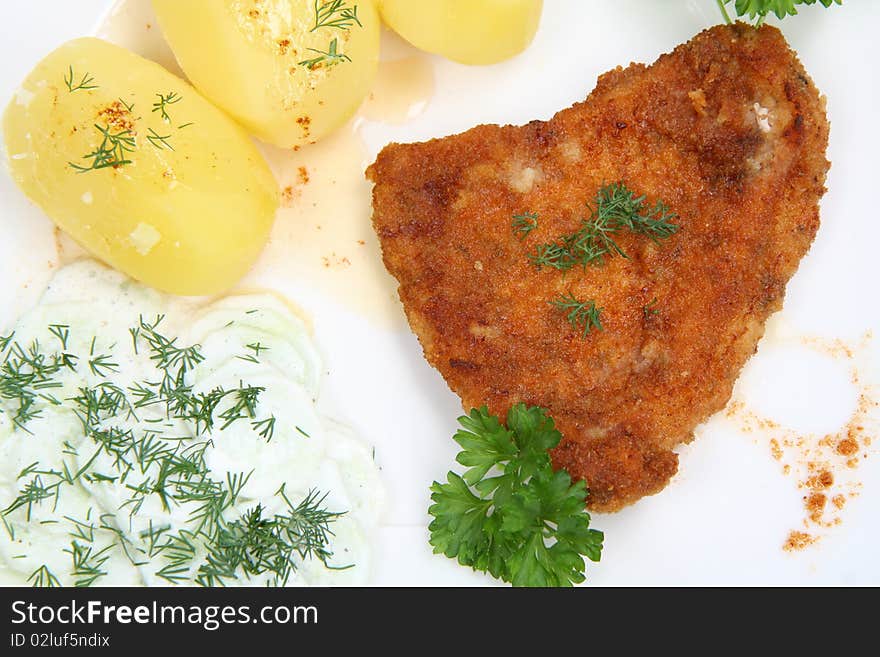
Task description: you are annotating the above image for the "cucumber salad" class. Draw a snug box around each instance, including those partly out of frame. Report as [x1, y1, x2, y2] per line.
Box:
[0, 260, 383, 586]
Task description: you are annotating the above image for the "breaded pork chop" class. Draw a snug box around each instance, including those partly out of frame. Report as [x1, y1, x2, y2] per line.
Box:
[367, 24, 830, 511]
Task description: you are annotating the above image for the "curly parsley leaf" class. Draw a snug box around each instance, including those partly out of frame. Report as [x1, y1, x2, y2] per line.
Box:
[428, 404, 603, 587]
[718, 0, 842, 26]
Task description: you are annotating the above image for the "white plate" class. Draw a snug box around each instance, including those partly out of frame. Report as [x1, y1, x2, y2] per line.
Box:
[1, 0, 878, 586]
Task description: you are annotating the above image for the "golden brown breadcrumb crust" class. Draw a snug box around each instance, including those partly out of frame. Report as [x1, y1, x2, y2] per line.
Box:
[367, 24, 830, 511]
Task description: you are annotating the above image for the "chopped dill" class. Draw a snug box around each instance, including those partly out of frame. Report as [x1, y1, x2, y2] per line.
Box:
[65, 540, 112, 587]
[63, 66, 97, 93]
[146, 127, 174, 151]
[511, 212, 538, 239]
[529, 182, 678, 271]
[0, 313, 342, 586]
[549, 294, 603, 338]
[48, 324, 70, 350]
[311, 0, 362, 32]
[298, 38, 351, 70]
[152, 91, 181, 123]
[27, 564, 61, 587]
[237, 342, 269, 364]
[643, 297, 660, 319]
[252, 416, 276, 441]
[88, 353, 119, 377]
[68, 123, 136, 173]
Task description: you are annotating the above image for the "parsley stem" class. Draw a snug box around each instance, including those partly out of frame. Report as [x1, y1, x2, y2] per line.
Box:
[716, 0, 733, 24]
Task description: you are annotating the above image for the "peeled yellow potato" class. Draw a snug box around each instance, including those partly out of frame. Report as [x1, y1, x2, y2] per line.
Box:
[152, 0, 380, 148]
[378, 0, 543, 65]
[3, 38, 278, 296]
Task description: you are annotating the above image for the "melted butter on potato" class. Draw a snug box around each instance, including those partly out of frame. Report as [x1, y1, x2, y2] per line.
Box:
[2, 37, 278, 296]
[152, 0, 380, 148]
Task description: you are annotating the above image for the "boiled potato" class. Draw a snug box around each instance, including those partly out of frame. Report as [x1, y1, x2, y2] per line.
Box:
[3, 38, 278, 296]
[378, 0, 543, 65]
[152, 0, 380, 148]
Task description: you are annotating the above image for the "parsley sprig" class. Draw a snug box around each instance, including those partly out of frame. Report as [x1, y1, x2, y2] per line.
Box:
[717, 0, 841, 26]
[429, 404, 603, 587]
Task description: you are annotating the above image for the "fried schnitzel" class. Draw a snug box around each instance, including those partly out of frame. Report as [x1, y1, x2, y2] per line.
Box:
[367, 24, 830, 511]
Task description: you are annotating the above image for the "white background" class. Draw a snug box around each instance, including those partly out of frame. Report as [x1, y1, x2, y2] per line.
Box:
[1, 1, 878, 585]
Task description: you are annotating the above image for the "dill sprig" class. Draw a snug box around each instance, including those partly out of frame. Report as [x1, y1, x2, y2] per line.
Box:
[153, 531, 197, 583]
[68, 123, 136, 173]
[89, 354, 119, 378]
[27, 564, 61, 587]
[311, 0, 361, 31]
[151, 91, 181, 123]
[217, 385, 264, 430]
[237, 342, 269, 364]
[298, 38, 351, 70]
[65, 540, 112, 587]
[138, 520, 172, 559]
[146, 128, 174, 151]
[65, 511, 97, 543]
[194, 486, 347, 587]
[48, 325, 70, 350]
[0, 314, 339, 587]
[593, 183, 678, 244]
[0, 339, 69, 430]
[643, 297, 660, 319]
[511, 212, 538, 239]
[252, 416, 276, 441]
[549, 294, 603, 338]
[63, 66, 97, 93]
[134, 315, 204, 378]
[3, 473, 61, 521]
[529, 182, 678, 271]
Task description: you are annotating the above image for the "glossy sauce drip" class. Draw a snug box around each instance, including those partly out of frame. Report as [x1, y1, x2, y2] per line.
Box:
[361, 55, 435, 124]
[95, 0, 183, 76]
[248, 123, 403, 326]
[246, 51, 435, 328]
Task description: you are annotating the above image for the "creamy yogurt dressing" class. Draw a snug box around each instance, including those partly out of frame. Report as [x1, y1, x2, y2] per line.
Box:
[0, 260, 383, 586]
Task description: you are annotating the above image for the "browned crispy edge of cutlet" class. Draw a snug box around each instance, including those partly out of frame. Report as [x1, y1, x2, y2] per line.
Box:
[367, 23, 830, 512]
